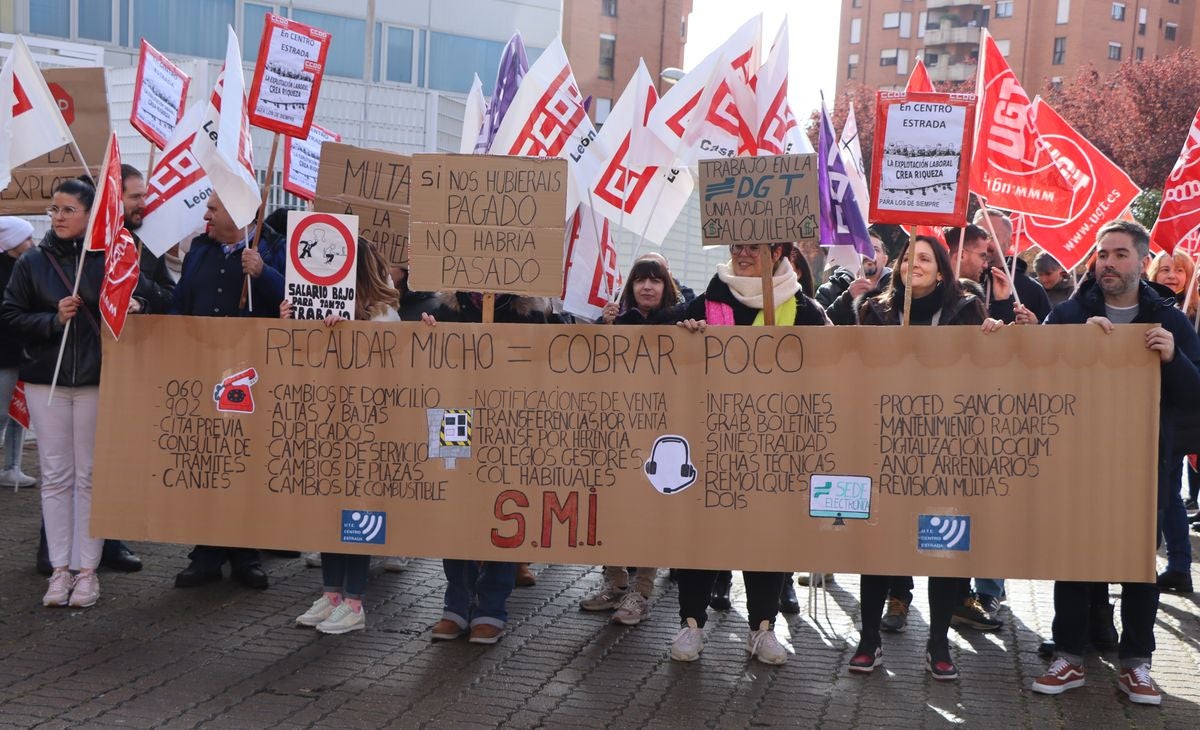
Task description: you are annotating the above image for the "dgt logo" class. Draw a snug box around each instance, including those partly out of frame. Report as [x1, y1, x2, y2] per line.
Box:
[341, 510, 386, 545]
[917, 515, 971, 552]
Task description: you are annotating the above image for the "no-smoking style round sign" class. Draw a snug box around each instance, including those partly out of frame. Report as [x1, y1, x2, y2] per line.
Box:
[288, 212, 355, 286]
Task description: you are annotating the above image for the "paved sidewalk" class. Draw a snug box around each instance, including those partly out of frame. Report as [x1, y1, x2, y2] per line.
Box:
[2, 444, 1199, 728]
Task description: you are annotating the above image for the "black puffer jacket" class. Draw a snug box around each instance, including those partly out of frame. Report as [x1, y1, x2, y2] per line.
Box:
[853, 282, 986, 327]
[0, 231, 154, 386]
[0, 254, 24, 369]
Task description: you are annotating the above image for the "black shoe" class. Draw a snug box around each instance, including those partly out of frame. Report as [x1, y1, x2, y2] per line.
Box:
[174, 562, 222, 588]
[263, 549, 301, 558]
[1089, 602, 1119, 651]
[100, 540, 143, 572]
[1186, 498, 1198, 511]
[709, 571, 732, 611]
[926, 641, 959, 681]
[978, 593, 1002, 615]
[951, 594, 1003, 631]
[780, 576, 800, 615]
[1157, 569, 1194, 594]
[881, 597, 909, 633]
[36, 525, 51, 576]
[1037, 640, 1055, 658]
[231, 564, 269, 589]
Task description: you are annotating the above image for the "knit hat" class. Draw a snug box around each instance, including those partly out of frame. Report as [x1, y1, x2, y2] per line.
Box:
[0, 217, 34, 253]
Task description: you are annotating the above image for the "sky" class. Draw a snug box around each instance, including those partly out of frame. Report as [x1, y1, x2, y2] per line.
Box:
[682, 0, 841, 119]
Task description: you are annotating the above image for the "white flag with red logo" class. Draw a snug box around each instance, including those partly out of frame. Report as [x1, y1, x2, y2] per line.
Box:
[971, 30, 1075, 219]
[589, 60, 693, 246]
[99, 228, 140, 339]
[755, 20, 812, 156]
[0, 35, 74, 189]
[648, 15, 761, 162]
[1151, 104, 1200, 255]
[7, 381, 29, 429]
[191, 27, 259, 228]
[460, 73, 486, 154]
[83, 133, 123, 253]
[140, 103, 211, 256]
[490, 38, 607, 215]
[563, 205, 623, 321]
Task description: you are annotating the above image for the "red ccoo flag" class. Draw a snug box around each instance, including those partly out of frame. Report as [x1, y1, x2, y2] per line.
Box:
[971, 30, 1075, 219]
[83, 133, 124, 253]
[1150, 104, 1200, 255]
[99, 228, 141, 339]
[905, 58, 934, 93]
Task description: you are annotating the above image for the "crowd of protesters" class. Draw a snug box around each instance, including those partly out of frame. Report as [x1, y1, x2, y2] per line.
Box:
[2, 177, 1197, 706]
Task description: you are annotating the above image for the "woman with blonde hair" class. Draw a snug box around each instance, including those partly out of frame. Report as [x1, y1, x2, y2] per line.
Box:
[1147, 250, 1197, 318]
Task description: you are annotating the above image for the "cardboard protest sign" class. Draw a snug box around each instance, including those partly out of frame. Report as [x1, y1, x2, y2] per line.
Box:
[246, 13, 331, 137]
[285, 211, 358, 319]
[869, 91, 976, 227]
[93, 319, 1159, 583]
[283, 123, 339, 200]
[0, 67, 110, 214]
[313, 142, 410, 269]
[698, 154, 819, 246]
[409, 154, 568, 295]
[130, 39, 190, 149]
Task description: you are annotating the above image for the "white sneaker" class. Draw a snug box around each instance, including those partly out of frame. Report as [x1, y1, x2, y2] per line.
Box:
[747, 620, 787, 665]
[69, 572, 100, 608]
[43, 569, 72, 607]
[580, 580, 627, 611]
[381, 556, 410, 572]
[296, 596, 336, 627]
[303, 552, 322, 568]
[671, 618, 704, 661]
[612, 591, 649, 625]
[316, 603, 365, 634]
[0, 467, 36, 488]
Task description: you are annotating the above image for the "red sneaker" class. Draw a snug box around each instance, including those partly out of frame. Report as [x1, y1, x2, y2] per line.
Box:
[848, 644, 883, 674]
[1031, 658, 1085, 695]
[1118, 664, 1162, 706]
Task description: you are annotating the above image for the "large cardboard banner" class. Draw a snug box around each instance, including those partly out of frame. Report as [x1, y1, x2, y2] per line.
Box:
[285, 211, 358, 320]
[92, 319, 1159, 582]
[699, 154, 819, 246]
[314, 142, 410, 269]
[409, 154, 568, 296]
[0, 67, 110, 214]
[246, 13, 331, 137]
[130, 39, 190, 149]
[869, 91, 976, 227]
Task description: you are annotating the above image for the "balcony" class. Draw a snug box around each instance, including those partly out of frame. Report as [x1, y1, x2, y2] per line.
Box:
[925, 0, 983, 8]
[924, 25, 982, 46]
[926, 60, 978, 83]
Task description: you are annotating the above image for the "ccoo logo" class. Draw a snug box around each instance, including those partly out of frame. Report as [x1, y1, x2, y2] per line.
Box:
[917, 515, 971, 552]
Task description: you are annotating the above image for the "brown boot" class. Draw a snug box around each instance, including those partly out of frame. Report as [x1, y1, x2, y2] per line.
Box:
[515, 563, 537, 587]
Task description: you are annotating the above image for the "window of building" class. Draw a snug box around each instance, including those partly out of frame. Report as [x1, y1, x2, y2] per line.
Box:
[1166, 22, 1178, 41]
[1135, 46, 1144, 60]
[429, 33, 503, 94]
[1052, 36, 1066, 64]
[924, 52, 939, 67]
[30, 0, 70, 38]
[846, 53, 859, 79]
[594, 97, 612, 124]
[996, 1, 1014, 18]
[918, 11, 926, 38]
[78, 0, 112, 41]
[243, 3, 277, 63]
[602, 0, 617, 17]
[384, 27, 416, 84]
[883, 12, 900, 29]
[896, 49, 909, 74]
[1108, 42, 1122, 60]
[599, 34, 615, 80]
[996, 39, 1011, 56]
[134, 0, 236, 59]
[1138, 8, 1147, 34]
[1057, 0, 1070, 24]
[880, 48, 898, 67]
[1112, 3, 1126, 21]
[852, 0, 861, 7]
[898, 12, 912, 38]
[29, 0, 115, 42]
[1169, 0, 1180, 4]
[850, 17, 861, 44]
[290, 10, 367, 78]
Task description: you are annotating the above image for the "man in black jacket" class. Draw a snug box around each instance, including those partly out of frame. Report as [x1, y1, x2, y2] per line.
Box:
[170, 192, 285, 590]
[973, 208, 1053, 323]
[120, 164, 175, 311]
[1031, 220, 1200, 705]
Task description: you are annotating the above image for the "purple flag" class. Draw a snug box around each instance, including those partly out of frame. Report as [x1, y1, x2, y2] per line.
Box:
[476, 33, 529, 153]
[817, 100, 873, 258]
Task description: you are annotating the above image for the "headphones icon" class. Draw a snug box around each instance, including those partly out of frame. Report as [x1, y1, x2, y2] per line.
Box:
[644, 435, 697, 495]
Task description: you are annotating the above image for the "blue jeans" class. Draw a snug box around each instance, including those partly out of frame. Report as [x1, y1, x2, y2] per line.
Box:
[974, 578, 1006, 599]
[442, 559, 516, 629]
[0, 368, 25, 471]
[1162, 458, 1192, 573]
[321, 553, 370, 599]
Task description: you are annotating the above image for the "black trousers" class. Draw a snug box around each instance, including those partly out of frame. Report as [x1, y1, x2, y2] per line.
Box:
[188, 545, 262, 570]
[860, 574, 968, 648]
[1052, 581, 1157, 663]
[888, 575, 914, 605]
[676, 569, 784, 629]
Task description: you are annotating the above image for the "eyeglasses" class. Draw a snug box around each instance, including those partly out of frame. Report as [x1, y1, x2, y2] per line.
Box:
[46, 205, 85, 218]
[729, 244, 761, 255]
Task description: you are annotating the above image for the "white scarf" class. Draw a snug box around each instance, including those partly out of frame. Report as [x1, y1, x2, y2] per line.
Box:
[716, 258, 801, 310]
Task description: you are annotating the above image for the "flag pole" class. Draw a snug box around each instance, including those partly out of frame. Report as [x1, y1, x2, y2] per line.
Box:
[47, 138, 96, 405]
[760, 244, 776, 325]
[902, 236, 916, 327]
[482, 293, 495, 323]
[240, 132, 281, 312]
[972, 191, 1022, 307]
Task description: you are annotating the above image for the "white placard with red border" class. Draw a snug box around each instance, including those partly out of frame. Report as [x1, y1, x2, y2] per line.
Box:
[286, 211, 358, 320]
[247, 13, 331, 137]
[283, 123, 340, 200]
[130, 39, 190, 150]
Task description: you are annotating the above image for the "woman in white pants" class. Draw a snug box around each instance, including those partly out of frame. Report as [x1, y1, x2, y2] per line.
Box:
[0, 178, 152, 607]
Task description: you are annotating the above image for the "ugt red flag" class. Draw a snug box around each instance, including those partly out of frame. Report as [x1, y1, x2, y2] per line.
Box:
[971, 30, 1074, 219]
[83, 133, 124, 253]
[905, 58, 934, 93]
[1017, 99, 1140, 271]
[99, 229, 140, 339]
[1151, 104, 1200, 254]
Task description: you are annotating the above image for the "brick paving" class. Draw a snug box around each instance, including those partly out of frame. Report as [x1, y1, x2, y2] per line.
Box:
[2, 442, 1200, 729]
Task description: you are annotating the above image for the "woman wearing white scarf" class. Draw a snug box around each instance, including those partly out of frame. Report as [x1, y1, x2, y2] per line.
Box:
[669, 243, 828, 666]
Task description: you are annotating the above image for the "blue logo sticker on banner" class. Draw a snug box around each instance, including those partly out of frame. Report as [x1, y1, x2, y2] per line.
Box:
[917, 514, 970, 551]
[341, 510, 386, 544]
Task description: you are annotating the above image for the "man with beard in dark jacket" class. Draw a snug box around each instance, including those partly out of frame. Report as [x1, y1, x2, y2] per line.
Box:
[974, 208, 1053, 323]
[170, 192, 285, 590]
[120, 164, 175, 310]
[1031, 220, 1200, 705]
[821, 232, 892, 325]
